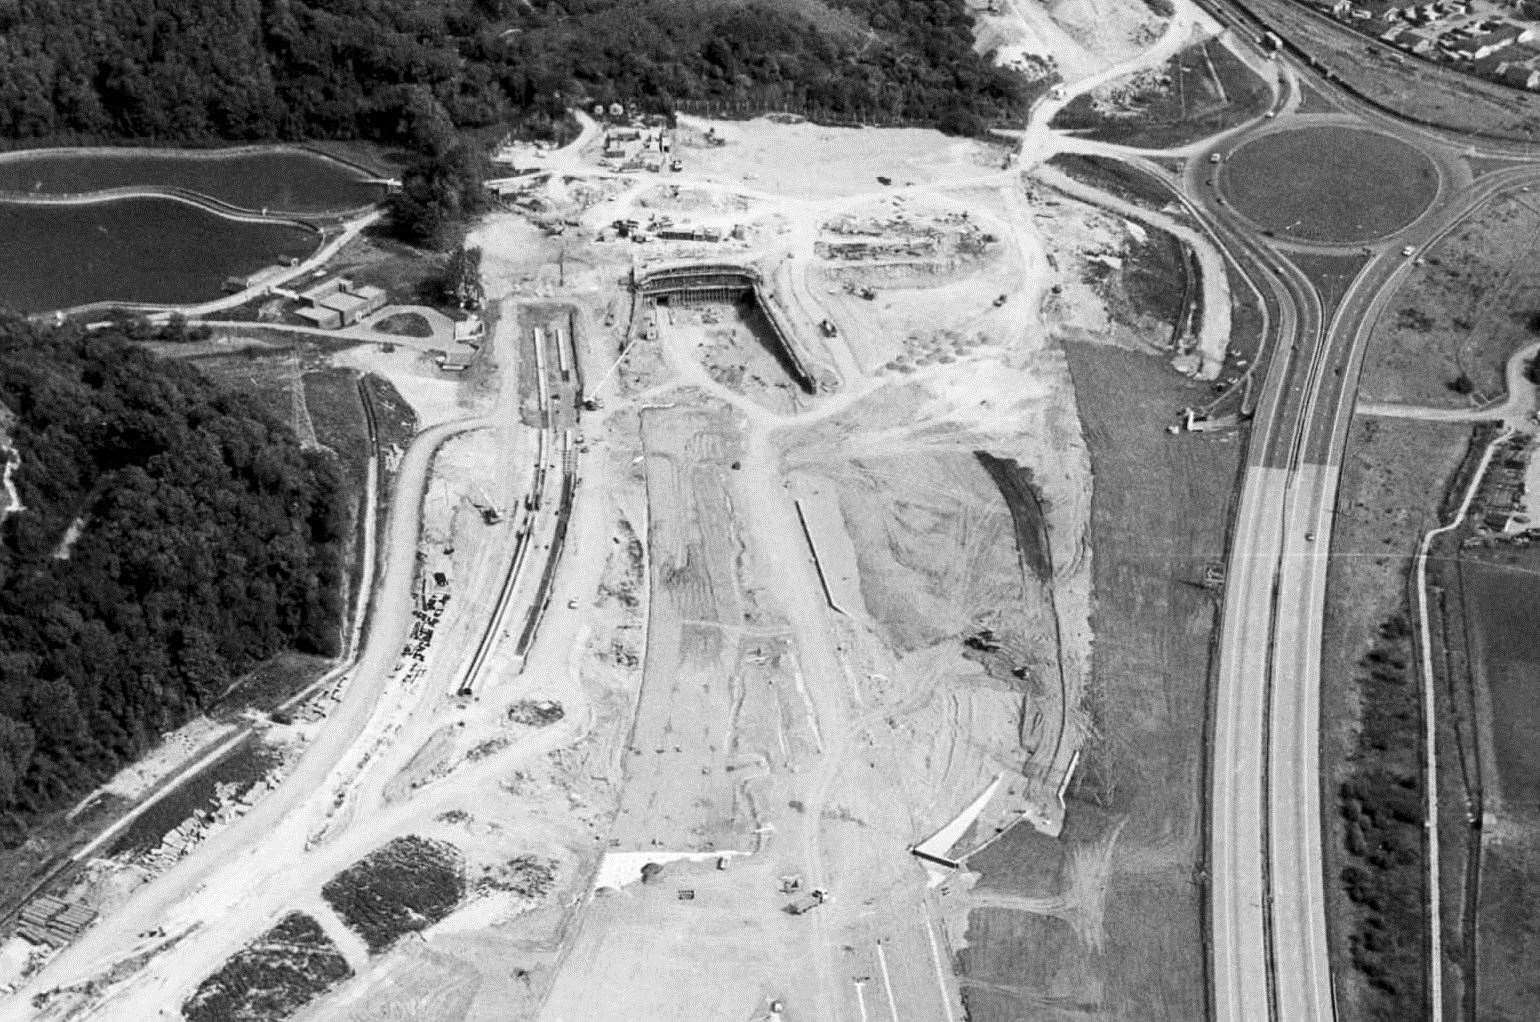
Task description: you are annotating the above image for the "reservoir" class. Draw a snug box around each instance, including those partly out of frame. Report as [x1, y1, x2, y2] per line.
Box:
[0, 147, 382, 214]
[0, 197, 318, 312]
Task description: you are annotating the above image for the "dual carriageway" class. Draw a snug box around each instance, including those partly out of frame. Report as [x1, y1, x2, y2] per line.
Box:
[1131, 9, 1540, 1018]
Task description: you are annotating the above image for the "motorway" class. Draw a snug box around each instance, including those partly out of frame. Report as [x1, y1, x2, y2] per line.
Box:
[1150, 14, 1540, 1019]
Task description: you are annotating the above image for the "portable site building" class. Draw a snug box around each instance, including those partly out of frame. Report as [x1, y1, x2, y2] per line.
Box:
[320, 290, 370, 326]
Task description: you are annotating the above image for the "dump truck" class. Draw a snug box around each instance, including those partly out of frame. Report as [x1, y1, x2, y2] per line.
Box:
[786, 888, 828, 915]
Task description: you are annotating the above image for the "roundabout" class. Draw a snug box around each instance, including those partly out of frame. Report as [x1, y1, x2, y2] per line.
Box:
[1217, 124, 1440, 244]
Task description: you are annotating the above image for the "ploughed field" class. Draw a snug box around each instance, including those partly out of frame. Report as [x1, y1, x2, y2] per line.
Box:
[0, 148, 382, 213]
[0, 197, 316, 311]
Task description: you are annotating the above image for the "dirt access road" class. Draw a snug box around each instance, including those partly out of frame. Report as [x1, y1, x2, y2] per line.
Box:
[5, 290, 604, 1019]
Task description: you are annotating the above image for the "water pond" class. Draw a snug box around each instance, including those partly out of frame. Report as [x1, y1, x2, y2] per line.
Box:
[0, 197, 317, 312]
[0, 148, 382, 213]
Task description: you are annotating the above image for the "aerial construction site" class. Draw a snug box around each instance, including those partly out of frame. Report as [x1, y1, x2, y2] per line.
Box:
[8, 0, 1453, 1015]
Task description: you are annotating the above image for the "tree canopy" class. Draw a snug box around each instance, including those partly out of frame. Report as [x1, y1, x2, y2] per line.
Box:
[0, 0, 1034, 146]
[0, 315, 347, 836]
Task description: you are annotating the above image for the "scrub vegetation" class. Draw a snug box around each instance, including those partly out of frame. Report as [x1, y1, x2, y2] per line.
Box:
[321, 835, 466, 952]
[182, 912, 352, 1022]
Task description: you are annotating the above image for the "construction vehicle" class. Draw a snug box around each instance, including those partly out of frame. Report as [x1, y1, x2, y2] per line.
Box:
[473, 488, 503, 525]
[670, 158, 683, 172]
[786, 888, 828, 915]
[993, 294, 1007, 307]
[820, 319, 838, 337]
[858, 286, 877, 300]
[779, 874, 803, 894]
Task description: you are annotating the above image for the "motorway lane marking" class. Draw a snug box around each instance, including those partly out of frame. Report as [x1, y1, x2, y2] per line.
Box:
[922, 904, 958, 1022]
[875, 940, 900, 1022]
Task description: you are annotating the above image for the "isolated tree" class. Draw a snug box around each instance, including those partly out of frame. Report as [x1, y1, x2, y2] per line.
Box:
[444, 245, 485, 310]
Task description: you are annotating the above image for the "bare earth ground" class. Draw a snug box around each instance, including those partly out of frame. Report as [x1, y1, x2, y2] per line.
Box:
[1319, 416, 1474, 1021]
[1, 5, 1245, 1013]
[1360, 193, 1540, 408]
[972, 0, 1168, 84]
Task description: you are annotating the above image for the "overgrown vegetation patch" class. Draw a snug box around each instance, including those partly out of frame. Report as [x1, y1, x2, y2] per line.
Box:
[322, 836, 466, 953]
[476, 854, 559, 899]
[1051, 39, 1270, 147]
[182, 912, 351, 1022]
[1337, 612, 1427, 1014]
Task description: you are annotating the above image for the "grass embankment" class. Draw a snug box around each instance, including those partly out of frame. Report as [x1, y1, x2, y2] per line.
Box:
[1082, 219, 1197, 344]
[1051, 38, 1271, 147]
[957, 343, 1241, 1019]
[1361, 193, 1540, 409]
[1321, 416, 1476, 1020]
[1234, 0, 1540, 140]
[1047, 153, 1185, 216]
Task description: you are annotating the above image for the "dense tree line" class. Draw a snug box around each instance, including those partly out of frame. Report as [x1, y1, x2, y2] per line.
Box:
[1337, 612, 1427, 1015]
[0, 0, 1032, 147]
[0, 316, 347, 839]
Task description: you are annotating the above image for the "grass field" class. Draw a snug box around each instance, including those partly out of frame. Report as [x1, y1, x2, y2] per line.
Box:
[1050, 38, 1272, 148]
[1289, 251, 1370, 315]
[1360, 193, 1540, 408]
[1221, 127, 1437, 243]
[1320, 415, 1475, 1020]
[957, 342, 1240, 1019]
[1461, 556, 1540, 806]
[1442, 533, 1540, 1020]
[372, 311, 434, 338]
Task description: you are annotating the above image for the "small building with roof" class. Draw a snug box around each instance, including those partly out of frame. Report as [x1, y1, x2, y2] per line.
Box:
[319, 290, 371, 326]
[298, 276, 354, 307]
[294, 305, 343, 329]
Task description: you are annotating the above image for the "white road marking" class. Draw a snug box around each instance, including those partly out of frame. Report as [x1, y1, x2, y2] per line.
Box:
[875, 941, 900, 1022]
[922, 904, 958, 1022]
